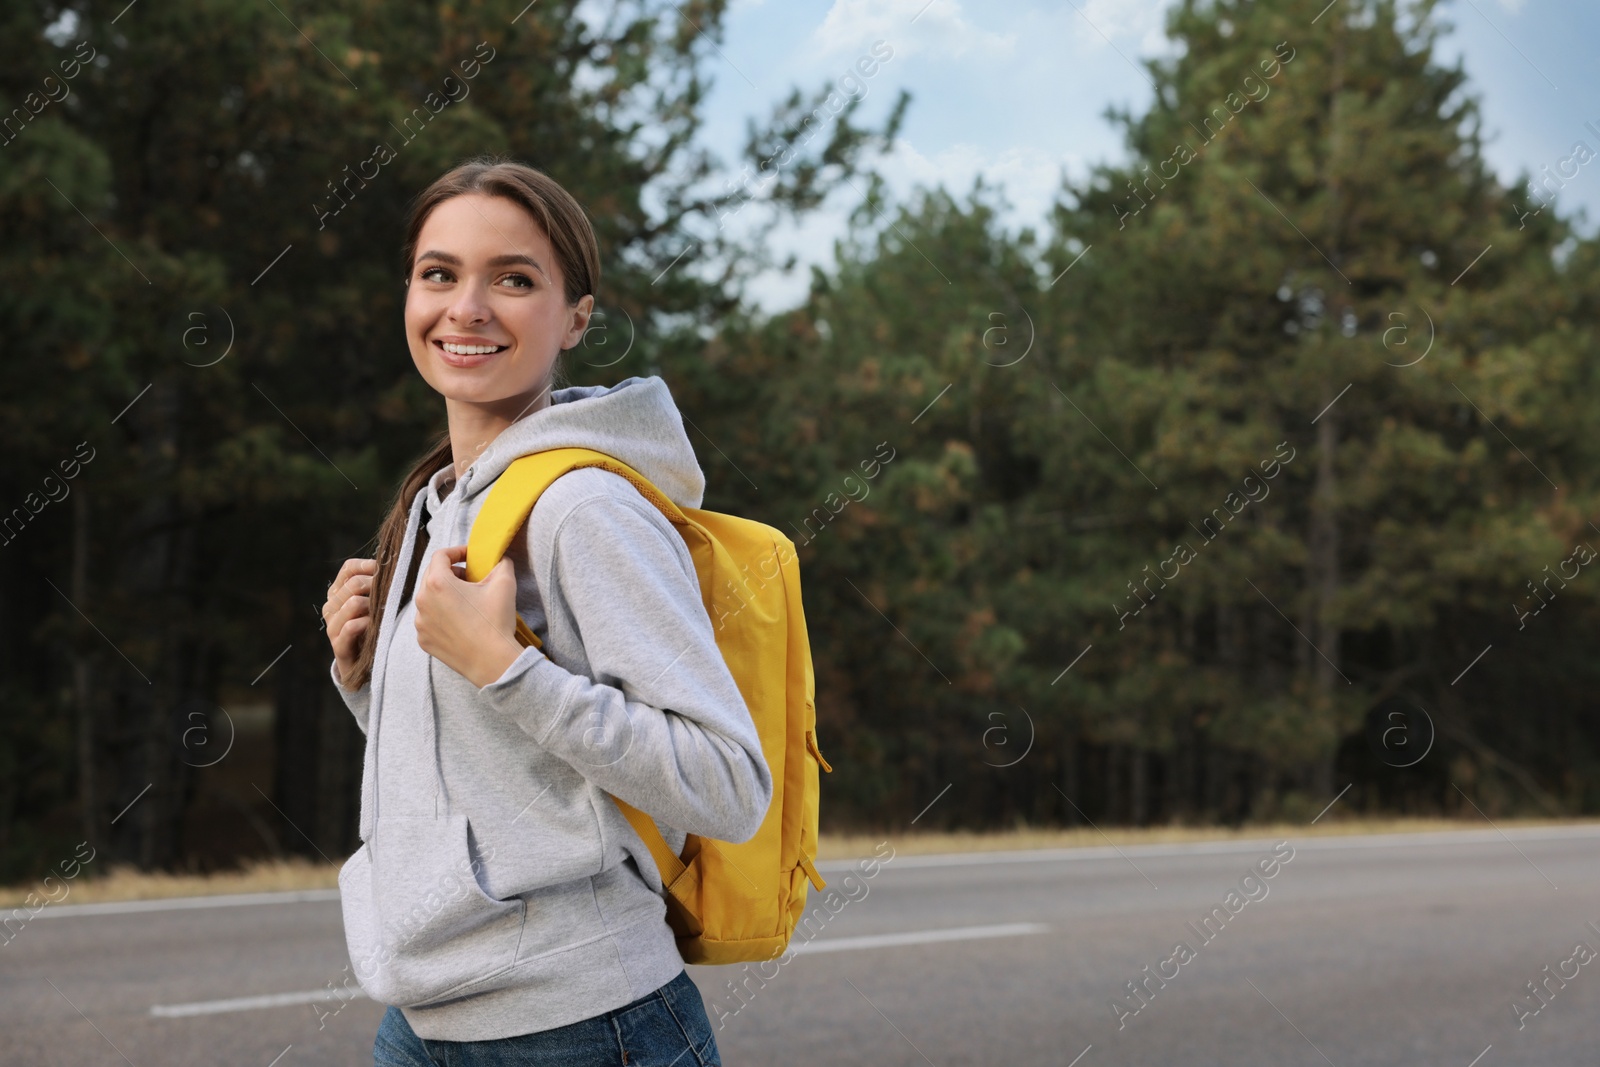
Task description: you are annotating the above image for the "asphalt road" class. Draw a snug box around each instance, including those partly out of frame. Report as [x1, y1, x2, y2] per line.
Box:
[3, 825, 1598, 1066]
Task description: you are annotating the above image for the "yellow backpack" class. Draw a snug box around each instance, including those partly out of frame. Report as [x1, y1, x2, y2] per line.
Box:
[464, 446, 831, 965]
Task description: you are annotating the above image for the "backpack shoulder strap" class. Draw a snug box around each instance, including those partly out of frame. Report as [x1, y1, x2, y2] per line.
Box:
[467, 447, 692, 575]
[464, 445, 696, 881]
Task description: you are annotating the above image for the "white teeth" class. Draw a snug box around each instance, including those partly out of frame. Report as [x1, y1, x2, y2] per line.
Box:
[441, 342, 504, 355]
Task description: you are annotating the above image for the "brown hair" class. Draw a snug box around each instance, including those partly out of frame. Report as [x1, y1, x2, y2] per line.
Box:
[342, 157, 601, 690]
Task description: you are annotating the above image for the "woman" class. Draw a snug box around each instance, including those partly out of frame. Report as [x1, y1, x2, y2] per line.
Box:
[320, 157, 771, 1066]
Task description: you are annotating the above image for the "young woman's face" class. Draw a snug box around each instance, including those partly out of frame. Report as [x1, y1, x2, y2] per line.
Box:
[405, 193, 592, 411]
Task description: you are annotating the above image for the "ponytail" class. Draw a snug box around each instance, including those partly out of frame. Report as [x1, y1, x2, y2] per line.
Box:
[342, 433, 452, 690]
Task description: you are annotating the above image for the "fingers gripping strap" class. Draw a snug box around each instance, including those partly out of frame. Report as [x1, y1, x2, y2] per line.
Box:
[466, 448, 688, 652]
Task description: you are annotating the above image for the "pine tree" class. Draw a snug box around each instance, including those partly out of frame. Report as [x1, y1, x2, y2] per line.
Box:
[1035, 0, 1600, 818]
[713, 0, 1600, 828]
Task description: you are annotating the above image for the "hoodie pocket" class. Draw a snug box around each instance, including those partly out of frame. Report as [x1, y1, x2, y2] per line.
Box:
[339, 812, 527, 1007]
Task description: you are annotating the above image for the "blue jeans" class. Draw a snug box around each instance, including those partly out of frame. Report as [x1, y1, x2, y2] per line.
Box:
[372, 969, 721, 1066]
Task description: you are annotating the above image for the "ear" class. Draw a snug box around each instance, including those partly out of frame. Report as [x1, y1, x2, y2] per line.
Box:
[561, 294, 596, 350]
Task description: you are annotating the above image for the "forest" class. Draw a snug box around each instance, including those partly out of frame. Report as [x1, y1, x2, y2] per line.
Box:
[1, 0, 1596, 880]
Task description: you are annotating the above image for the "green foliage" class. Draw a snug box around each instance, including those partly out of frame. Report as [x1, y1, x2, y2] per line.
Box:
[697, 0, 1600, 829]
[2, 0, 1597, 880]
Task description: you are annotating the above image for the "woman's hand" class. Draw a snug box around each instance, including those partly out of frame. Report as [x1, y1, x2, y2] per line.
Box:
[324, 558, 376, 688]
[413, 545, 523, 688]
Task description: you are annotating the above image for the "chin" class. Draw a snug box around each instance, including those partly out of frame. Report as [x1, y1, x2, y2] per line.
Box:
[435, 376, 518, 404]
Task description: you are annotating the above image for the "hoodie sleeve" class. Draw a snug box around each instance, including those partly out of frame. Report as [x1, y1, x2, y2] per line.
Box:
[330, 659, 372, 735]
[478, 476, 773, 844]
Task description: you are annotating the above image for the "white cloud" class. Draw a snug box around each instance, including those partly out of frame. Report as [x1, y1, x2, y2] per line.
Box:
[811, 0, 1016, 61]
[874, 137, 1076, 222]
[1075, 0, 1176, 57]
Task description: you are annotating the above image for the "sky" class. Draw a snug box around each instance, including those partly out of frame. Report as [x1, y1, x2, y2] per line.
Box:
[688, 0, 1600, 312]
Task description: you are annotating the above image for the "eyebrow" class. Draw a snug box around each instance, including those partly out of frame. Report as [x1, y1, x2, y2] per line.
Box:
[415, 250, 549, 276]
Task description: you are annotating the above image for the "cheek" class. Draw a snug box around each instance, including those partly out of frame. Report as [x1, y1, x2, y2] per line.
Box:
[519, 295, 569, 346]
[405, 292, 450, 344]
[404, 292, 430, 339]
[404, 296, 446, 375]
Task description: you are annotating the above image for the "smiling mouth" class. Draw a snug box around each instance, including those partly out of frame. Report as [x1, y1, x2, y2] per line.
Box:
[437, 341, 507, 355]
[433, 339, 508, 367]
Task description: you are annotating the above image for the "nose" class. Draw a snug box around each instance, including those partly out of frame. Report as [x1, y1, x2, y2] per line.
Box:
[446, 281, 491, 326]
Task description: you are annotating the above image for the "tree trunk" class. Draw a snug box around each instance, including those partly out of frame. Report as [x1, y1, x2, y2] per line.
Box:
[1306, 407, 1341, 798]
[1060, 733, 1080, 825]
[1303, 19, 1348, 800]
[275, 636, 330, 859]
[1130, 747, 1148, 826]
[109, 378, 200, 871]
[73, 490, 97, 851]
[1106, 742, 1124, 825]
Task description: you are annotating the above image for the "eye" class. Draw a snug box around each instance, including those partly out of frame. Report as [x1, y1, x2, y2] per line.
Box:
[496, 273, 534, 290]
[419, 266, 453, 283]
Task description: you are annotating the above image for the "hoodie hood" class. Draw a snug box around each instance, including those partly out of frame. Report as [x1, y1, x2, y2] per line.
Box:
[439, 375, 706, 512]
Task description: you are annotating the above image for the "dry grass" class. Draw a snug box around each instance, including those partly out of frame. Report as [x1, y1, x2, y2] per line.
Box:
[5, 816, 1593, 907]
[0, 856, 340, 908]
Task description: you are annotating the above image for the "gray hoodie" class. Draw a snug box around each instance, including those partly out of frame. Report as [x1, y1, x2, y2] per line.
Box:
[332, 375, 772, 1041]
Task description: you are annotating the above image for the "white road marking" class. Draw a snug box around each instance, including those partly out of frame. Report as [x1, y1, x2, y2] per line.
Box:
[789, 922, 1048, 956]
[146, 923, 1052, 1018]
[150, 987, 364, 1019]
[30, 888, 340, 919]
